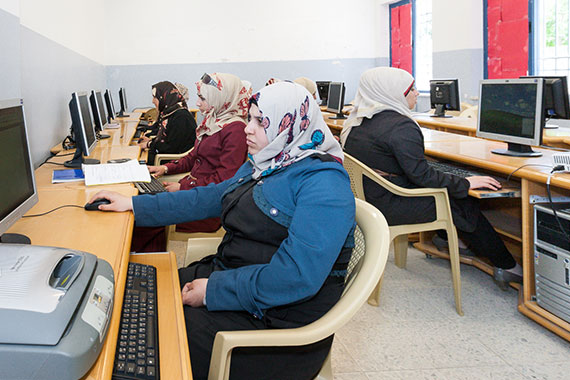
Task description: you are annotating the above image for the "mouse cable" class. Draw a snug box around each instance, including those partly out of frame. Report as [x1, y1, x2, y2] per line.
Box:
[22, 205, 84, 218]
[506, 164, 552, 182]
[38, 152, 75, 167]
[546, 170, 570, 243]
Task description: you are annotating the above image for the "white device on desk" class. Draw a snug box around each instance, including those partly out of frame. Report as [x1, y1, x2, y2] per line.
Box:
[0, 245, 115, 380]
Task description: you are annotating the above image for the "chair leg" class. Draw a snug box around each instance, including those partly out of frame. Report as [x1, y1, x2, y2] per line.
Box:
[446, 225, 463, 316]
[367, 273, 384, 307]
[313, 350, 333, 380]
[393, 234, 408, 268]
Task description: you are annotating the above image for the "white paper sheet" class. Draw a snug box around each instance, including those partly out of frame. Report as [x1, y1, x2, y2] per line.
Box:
[83, 160, 151, 186]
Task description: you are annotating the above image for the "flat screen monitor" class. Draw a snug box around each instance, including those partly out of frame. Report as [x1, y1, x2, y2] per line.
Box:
[117, 87, 129, 118]
[89, 90, 110, 139]
[316, 81, 331, 106]
[430, 79, 460, 117]
[520, 76, 570, 121]
[476, 78, 545, 157]
[104, 89, 116, 123]
[64, 92, 100, 168]
[0, 99, 38, 244]
[326, 82, 346, 119]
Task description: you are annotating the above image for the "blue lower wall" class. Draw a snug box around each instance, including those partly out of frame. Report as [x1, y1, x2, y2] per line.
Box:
[433, 48, 484, 106]
[106, 57, 388, 111]
[20, 26, 105, 166]
[0, 9, 21, 99]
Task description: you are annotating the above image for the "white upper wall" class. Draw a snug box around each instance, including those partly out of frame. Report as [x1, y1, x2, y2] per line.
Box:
[103, 0, 384, 65]
[19, 0, 105, 64]
[432, 0, 483, 52]
[0, 0, 19, 16]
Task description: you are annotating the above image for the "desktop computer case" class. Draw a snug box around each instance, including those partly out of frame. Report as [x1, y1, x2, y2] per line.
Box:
[534, 204, 570, 324]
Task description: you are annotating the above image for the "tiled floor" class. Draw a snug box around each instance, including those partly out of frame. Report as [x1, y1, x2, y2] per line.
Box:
[170, 241, 570, 379]
[331, 246, 570, 380]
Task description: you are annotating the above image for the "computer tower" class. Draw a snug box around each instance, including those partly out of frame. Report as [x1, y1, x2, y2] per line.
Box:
[534, 203, 570, 323]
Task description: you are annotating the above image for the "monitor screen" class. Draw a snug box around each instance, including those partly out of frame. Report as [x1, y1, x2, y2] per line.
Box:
[521, 76, 570, 119]
[477, 78, 545, 157]
[64, 92, 100, 168]
[430, 79, 460, 117]
[78, 93, 97, 151]
[316, 81, 331, 105]
[104, 89, 116, 121]
[95, 91, 107, 128]
[89, 90, 107, 132]
[119, 87, 127, 112]
[326, 82, 345, 113]
[0, 99, 38, 241]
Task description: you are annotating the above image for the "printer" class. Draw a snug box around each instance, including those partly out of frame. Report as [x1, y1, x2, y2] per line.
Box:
[0, 244, 114, 380]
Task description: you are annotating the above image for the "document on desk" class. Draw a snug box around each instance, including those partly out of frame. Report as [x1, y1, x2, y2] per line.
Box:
[83, 160, 151, 186]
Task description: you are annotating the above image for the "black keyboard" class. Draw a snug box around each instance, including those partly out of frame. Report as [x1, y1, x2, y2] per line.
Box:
[113, 262, 159, 380]
[427, 160, 485, 179]
[134, 177, 166, 194]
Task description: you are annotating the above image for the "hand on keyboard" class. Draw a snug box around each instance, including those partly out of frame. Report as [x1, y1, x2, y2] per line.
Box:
[466, 176, 502, 191]
[163, 181, 181, 192]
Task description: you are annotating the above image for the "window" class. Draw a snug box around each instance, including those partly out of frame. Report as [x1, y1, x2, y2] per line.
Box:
[414, 0, 432, 92]
[534, 0, 570, 77]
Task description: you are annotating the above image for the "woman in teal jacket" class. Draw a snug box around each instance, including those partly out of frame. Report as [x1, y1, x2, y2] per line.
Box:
[91, 82, 355, 380]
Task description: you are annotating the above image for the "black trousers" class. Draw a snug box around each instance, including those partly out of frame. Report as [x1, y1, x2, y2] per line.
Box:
[178, 260, 332, 380]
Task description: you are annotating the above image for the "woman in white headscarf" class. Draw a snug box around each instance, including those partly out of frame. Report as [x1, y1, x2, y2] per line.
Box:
[89, 82, 355, 379]
[342, 66, 521, 287]
[293, 76, 318, 99]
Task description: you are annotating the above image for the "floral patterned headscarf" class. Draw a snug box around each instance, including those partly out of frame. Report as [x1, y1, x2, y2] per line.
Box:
[195, 72, 248, 140]
[249, 81, 344, 179]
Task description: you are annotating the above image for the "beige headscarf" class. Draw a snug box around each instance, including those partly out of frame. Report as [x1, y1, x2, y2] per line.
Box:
[293, 77, 317, 98]
[195, 72, 248, 140]
[340, 67, 416, 146]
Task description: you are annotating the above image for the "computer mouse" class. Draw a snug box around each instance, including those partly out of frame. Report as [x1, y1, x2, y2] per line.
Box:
[107, 158, 131, 164]
[84, 198, 111, 211]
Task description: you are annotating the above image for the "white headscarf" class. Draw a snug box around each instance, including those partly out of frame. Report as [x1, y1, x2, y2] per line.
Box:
[293, 77, 317, 98]
[340, 67, 416, 146]
[195, 72, 249, 140]
[250, 82, 344, 179]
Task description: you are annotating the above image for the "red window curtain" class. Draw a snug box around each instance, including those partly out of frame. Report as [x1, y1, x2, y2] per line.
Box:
[391, 1, 413, 74]
[487, 0, 529, 78]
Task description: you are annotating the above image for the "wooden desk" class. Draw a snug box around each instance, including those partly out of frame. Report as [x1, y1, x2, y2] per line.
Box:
[322, 112, 345, 135]
[415, 114, 570, 148]
[417, 131, 570, 341]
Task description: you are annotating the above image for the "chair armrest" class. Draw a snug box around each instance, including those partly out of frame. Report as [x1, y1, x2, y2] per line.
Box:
[160, 173, 187, 183]
[185, 237, 223, 266]
[154, 147, 193, 166]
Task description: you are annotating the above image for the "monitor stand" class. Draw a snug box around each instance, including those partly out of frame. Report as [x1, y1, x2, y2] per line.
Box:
[491, 142, 542, 157]
[329, 111, 347, 120]
[64, 150, 101, 168]
[116, 110, 130, 118]
[430, 104, 452, 118]
[97, 132, 111, 139]
[0, 233, 31, 244]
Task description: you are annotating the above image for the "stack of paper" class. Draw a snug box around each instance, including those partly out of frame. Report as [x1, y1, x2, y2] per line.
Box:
[82, 159, 151, 186]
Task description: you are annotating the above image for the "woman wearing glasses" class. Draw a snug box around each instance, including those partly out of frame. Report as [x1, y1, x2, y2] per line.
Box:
[138, 81, 196, 165]
[341, 66, 522, 287]
[134, 72, 248, 252]
[90, 82, 354, 379]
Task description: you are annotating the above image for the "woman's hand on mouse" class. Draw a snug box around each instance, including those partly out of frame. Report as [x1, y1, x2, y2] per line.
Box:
[466, 176, 502, 191]
[89, 191, 133, 212]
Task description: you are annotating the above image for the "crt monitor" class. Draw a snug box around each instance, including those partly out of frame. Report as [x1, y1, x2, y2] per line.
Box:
[476, 78, 545, 157]
[520, 76, 570, 121]
[326, 82, 346, 119]
[64, 92, 100, 168]
[430, 79, 460, 117]
[316, 81, 331, 106]
[89, 90, 110, 139]
[104, 89, 116, 123]
[117, 87, 129, 118]
[0, 99, 38, 244]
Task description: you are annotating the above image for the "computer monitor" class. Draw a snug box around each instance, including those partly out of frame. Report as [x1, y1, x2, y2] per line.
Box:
[64, 92, 100, 168]
[89, 90, 110, 139]
[0, 99, 38, 244]
[476, 78, 545, 157]
[430, 79, 460, 117]
[117, 87, 129, 118]
[316, 81, 331, 106]
[520, 76, 570, 121]
[326, 82, 346, 119]
[104, 89, 116, 123]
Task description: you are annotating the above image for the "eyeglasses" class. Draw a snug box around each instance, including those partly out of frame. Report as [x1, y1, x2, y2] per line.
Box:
[200, 73, 218, 88]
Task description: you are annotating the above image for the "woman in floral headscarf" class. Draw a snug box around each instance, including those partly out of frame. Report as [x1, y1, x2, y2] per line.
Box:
[89, 82, 355, 379]
[138, 81, 196, 165]
[132, 73, 249, 252]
